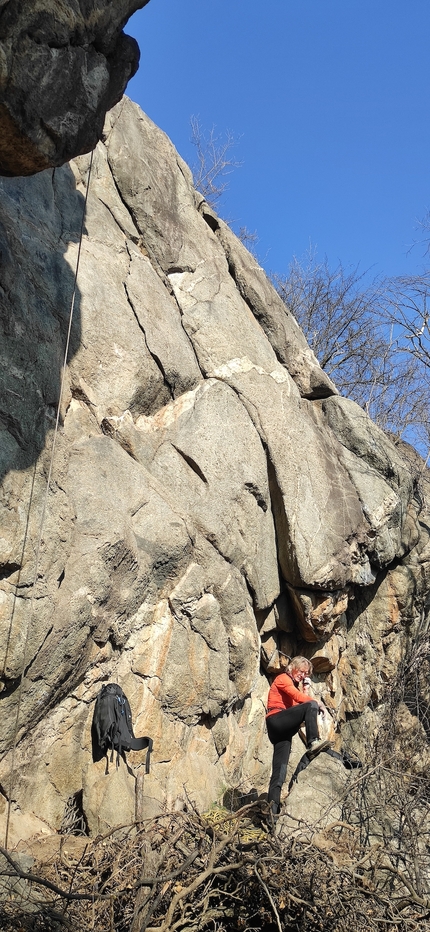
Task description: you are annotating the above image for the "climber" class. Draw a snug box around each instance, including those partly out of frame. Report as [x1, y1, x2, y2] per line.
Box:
[266, 655, 330, 817]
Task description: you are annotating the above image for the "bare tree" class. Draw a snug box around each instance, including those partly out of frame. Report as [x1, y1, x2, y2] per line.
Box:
[237, 224, 259, 253]
[383, 273, 430, 370]
[274, 253, 384, 378]
[274, 252, 430, 456]
[189, 116, 242, 210]
[189, 119, 259, 252]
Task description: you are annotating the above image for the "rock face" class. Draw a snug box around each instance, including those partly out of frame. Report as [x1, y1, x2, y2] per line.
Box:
[0, 0, 149, 176]
[0, 97, 428, 839]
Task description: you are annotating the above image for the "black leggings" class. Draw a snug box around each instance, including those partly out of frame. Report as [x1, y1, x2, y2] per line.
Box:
[266, 702, 319, 810]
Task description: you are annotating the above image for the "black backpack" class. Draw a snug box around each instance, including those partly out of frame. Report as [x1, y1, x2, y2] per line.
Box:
[92, 683, 153, 772]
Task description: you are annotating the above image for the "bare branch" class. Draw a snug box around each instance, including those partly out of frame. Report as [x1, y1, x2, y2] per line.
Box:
[189, 116, 242, 210]
[273, 251, 430, 455]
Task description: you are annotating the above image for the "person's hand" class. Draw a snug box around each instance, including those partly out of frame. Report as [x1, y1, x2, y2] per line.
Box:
[318, 703, 325, 715]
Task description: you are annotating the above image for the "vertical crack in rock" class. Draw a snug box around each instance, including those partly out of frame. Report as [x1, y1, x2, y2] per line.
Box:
[198, 203, 283, 343]
[263, 444, 289, 591]
[162, 276, 206, 379]
[123, 273, 175, 402]
[102, 127, 158, 266]
[105, 161, 148, 240]
[103, 143, 205, 380]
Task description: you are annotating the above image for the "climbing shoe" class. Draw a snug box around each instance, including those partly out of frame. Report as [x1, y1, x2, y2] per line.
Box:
[307, 737, 331, 759]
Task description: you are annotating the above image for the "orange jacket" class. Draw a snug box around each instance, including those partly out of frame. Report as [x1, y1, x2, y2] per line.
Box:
[266, 673, 312, 717]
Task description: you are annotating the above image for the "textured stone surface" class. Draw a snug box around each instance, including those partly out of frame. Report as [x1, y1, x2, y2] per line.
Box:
[0, 97, 427, 840]
[0, 0, 149, 175]
[279, 752, 350, 838]
[212, 210, 337, 400]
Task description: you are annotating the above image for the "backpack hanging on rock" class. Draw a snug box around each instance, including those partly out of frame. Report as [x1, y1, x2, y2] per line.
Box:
[92, 683, 153, 773]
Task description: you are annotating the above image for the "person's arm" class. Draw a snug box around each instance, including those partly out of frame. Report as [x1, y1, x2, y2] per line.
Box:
[303, 676, 325, 713]
[277, 674, 312, 705]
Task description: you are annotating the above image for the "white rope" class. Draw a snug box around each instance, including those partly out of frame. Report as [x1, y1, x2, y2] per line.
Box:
[4, 150, 94, 849]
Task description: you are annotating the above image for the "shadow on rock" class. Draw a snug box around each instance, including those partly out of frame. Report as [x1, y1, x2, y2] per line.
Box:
[0, 163, 85, 486]
[0, 162, 87, 613]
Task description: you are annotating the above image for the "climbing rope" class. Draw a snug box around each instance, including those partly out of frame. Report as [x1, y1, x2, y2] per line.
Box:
[201, 805, 267, 845]
[4, 150, 94, 849]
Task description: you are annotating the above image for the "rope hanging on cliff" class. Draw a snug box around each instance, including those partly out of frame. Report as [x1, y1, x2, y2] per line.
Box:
[4, 150, 94, 850]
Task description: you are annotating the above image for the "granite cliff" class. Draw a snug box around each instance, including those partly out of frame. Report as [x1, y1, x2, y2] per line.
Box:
[0, 96, 429, 851]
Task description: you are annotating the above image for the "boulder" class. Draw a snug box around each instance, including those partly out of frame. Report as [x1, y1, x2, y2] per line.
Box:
[0, 0, 149, 175]
[279, 752, 350, 837]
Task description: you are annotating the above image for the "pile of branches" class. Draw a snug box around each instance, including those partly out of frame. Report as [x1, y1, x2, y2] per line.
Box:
[1, 799, 429, 932]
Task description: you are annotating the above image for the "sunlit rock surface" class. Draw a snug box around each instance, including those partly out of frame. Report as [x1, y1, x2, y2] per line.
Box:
[0, 98, 428, 837]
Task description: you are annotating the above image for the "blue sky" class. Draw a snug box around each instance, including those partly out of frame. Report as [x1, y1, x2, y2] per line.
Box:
[126, 0, 430, 280]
